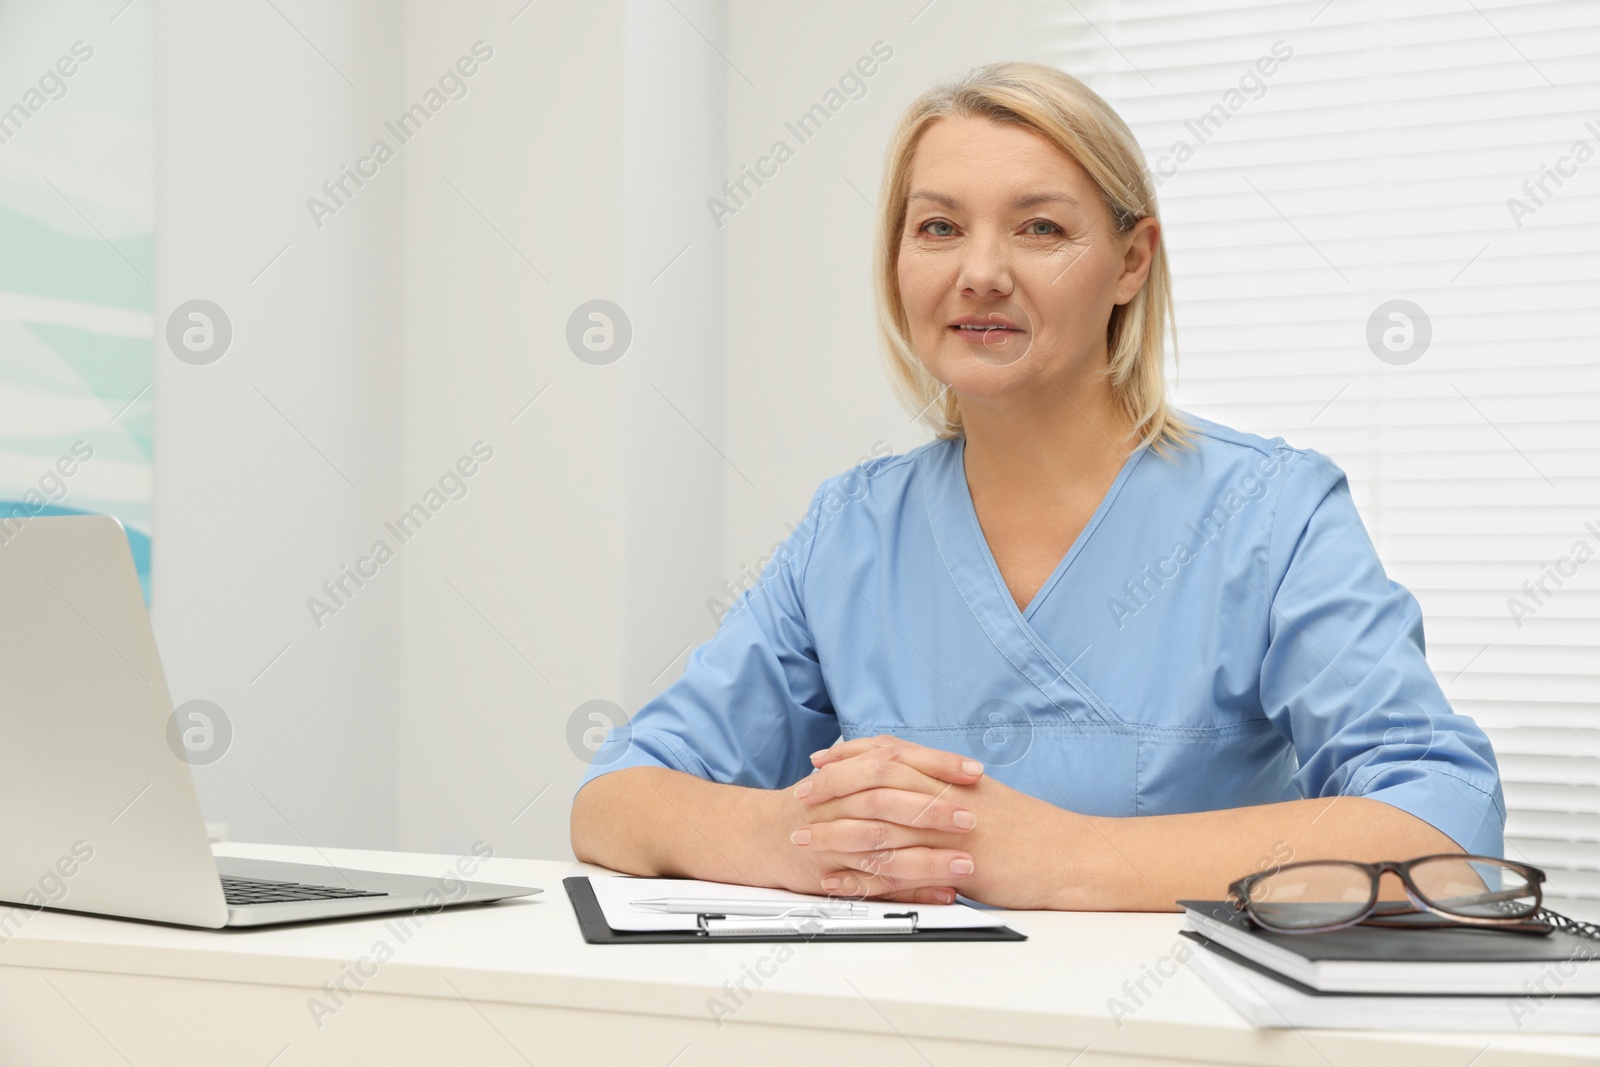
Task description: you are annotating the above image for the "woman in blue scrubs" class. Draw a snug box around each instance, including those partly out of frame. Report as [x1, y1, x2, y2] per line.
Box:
[569, 62, 1505, 910]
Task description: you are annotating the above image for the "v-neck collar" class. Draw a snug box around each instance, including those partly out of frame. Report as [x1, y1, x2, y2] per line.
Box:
[920, 433, 1150, 726]
[952, 432, 1151, 622]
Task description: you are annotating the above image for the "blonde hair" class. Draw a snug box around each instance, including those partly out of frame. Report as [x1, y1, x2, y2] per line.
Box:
[872, 61, 1193, 458]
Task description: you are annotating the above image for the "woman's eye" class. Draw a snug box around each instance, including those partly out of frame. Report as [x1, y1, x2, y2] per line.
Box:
[1025, 219, 1062, 236]
[919, 220, 955, 237]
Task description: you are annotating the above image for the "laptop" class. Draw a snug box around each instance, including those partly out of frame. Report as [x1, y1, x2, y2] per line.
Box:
[0, 514, 540, 928]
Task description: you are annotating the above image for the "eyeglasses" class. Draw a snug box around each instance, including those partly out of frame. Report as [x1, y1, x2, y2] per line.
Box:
[1228, 854, 1547, 935]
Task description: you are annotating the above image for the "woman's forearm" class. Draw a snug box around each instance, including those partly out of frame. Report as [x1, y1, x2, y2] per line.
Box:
[1054, 796, 1463, 911]
[571, 762, 1463, 912]
[570, 766, 784, 886]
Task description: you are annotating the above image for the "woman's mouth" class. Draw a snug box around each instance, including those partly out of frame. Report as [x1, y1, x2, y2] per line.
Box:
[946, 316, 1029, 365]
[949, 323, 1026, 353]
[950, 323, 1022, 338]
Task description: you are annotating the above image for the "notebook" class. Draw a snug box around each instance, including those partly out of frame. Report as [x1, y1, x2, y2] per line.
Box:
[1180, 900, 1600, 996]
[1181, 933, 1600, 1034]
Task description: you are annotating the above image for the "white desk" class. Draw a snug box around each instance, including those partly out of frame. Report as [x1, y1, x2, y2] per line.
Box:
[0, 843, 1594, 1066]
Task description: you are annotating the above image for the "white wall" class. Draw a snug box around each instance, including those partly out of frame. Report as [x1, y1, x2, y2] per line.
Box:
[154, 0, 407, 848]
[395, 0, 732, 860]
[393, 0, 636, 860]
[152, 0, 1036, 859]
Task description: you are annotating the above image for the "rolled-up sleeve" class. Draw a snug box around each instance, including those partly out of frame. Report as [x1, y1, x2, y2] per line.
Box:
[1259, 449, 1506, 857]
[575, 481, 841, 796]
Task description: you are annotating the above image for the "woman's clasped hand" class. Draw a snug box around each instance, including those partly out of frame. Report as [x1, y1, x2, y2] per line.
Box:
[764, 734, 1073, 910]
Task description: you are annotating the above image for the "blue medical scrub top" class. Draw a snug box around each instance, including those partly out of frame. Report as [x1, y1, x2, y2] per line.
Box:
[579, 412, 1506, 858]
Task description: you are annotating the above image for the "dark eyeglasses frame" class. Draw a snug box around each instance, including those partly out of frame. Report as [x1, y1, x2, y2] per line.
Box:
[1228, 853, 1547, 935]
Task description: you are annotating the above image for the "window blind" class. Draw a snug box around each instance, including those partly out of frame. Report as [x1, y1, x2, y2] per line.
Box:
[1025, 0, 1600, 902]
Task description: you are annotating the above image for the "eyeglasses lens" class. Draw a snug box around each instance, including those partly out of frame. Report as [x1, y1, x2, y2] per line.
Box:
[1409, 856, 1538, 919]
[1246, 862, 1373, 929]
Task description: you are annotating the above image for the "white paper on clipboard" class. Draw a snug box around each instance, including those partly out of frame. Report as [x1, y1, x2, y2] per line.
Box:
[588, 876, 1017, 933]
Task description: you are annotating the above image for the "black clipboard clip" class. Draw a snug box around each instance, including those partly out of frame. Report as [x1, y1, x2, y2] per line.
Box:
[697, 908, 919, 938]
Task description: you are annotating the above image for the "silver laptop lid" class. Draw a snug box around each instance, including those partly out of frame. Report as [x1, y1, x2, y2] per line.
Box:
[0, 515, 228, 928]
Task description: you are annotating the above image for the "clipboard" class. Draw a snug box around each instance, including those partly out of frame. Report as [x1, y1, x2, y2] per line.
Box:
[564, 877, 1028, 943]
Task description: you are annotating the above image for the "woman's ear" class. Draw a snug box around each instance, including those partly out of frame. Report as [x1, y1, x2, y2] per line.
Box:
[1114, 216, 1161, 305]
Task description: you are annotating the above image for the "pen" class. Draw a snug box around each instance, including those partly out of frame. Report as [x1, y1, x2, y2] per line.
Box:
[632, 897, 871, 917]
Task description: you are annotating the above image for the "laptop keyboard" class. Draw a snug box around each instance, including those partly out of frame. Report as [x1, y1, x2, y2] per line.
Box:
[221, 875, 388, 906]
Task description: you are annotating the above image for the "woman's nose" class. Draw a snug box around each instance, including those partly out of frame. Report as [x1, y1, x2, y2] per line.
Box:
[954, 231, 1013, 296]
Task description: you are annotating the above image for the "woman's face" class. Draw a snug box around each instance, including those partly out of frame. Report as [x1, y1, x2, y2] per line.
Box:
[895, 115, 1157, 409]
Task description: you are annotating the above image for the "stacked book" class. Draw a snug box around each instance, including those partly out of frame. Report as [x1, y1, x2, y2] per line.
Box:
[1178, 900, 1600, 1033]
